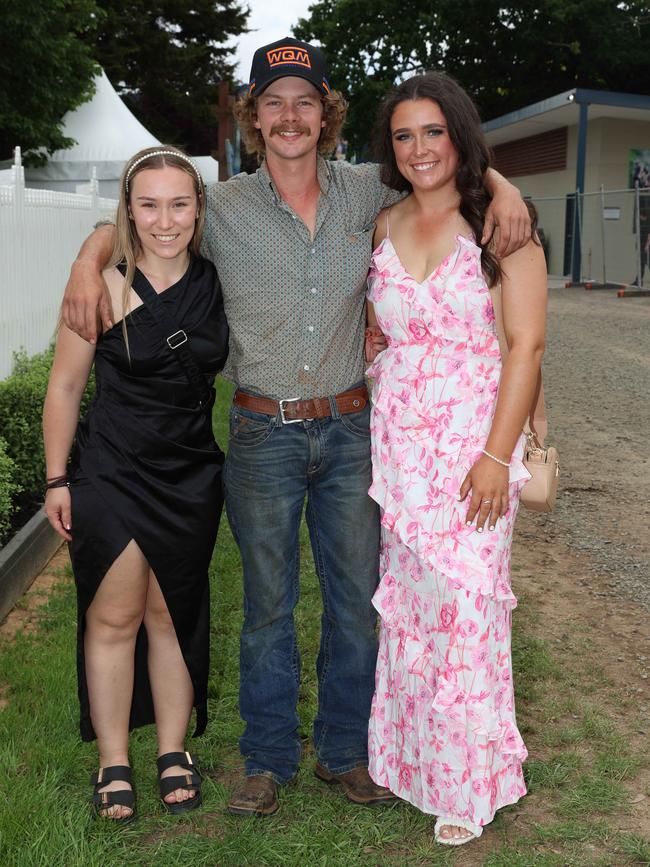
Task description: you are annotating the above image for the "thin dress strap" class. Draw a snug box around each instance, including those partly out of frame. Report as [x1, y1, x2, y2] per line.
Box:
[385, 207, 391, 238]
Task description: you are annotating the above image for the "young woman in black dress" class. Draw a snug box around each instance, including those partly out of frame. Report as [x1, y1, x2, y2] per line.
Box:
[43, 146, 228, 822]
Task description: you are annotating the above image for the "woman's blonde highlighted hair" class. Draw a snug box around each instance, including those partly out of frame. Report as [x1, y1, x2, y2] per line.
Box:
[234, 89, 348, 158]
[110, 146, 206, 357]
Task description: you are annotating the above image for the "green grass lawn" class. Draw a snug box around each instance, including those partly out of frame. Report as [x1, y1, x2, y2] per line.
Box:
[0, 380, 648, 867]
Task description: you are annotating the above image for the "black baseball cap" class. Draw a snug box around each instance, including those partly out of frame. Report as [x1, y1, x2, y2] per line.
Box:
[248, 37, 330, 97]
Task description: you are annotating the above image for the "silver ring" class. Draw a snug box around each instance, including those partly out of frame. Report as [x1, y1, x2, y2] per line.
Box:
[482, 499, 492, 504]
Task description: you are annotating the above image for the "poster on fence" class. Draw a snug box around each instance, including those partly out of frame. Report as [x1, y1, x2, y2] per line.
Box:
[629, 149, 650, 190]
[629, 150, 650, 285]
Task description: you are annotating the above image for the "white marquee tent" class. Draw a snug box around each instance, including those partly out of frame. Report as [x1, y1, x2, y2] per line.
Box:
[17, 70, 219, 197]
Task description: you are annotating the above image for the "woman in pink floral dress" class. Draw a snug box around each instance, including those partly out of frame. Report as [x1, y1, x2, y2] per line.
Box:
[366, 72, 547, 845]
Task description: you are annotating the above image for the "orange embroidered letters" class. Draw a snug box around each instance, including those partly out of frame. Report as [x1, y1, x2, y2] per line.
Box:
[267, 47, 312, 69]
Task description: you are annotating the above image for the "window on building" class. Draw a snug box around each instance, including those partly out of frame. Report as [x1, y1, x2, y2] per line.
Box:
[492, 127, 567, 177]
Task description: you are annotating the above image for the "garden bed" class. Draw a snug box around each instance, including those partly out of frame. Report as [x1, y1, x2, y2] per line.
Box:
[0, 508, 60, 623]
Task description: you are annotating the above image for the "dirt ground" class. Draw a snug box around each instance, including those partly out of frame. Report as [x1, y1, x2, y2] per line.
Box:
[2, 284, 649, 860]
[527, 284, 649, 632]
[452, 284, 650, 862]
[521, 282, 650, 688]
[0, 546, 70, 644]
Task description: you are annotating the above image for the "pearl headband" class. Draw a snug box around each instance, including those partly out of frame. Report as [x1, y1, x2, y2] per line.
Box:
[125, 150, 203, 193]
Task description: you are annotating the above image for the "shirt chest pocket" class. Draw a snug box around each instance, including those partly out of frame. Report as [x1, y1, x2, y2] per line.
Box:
[347, 222, 375, 244]
[334, 222, 376, 293]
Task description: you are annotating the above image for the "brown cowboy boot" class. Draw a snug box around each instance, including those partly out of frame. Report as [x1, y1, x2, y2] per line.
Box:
[314, 764, 396, 805]
[227, 772, 279, 817]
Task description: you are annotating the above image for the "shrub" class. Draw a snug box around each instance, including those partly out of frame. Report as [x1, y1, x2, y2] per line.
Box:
[0, 437, 21, 541]
[0, 348, 55, 506]
[0, 346, 94, 537]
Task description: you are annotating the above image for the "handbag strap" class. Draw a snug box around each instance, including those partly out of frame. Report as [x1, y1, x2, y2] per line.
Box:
[489, 283, 548, 447]
[117, 260, 212, 408]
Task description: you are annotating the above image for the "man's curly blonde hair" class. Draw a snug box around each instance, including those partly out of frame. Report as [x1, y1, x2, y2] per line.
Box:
[234, 89, 348, 158]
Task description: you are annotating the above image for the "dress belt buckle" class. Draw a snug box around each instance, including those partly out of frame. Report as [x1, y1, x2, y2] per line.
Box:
[167, 330, 187, 349]
[279, 397, 310, 424]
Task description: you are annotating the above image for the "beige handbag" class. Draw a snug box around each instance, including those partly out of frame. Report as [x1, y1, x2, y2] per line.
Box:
[490, 286, 560, 512]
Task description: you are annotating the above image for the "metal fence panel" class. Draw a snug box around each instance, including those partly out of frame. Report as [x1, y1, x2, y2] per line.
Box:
[528, 187, 649, 286]
[525, 195, 569, 278]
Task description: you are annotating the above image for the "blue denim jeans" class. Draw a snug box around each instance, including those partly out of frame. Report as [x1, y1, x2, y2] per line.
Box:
[224, 388, 380, 784]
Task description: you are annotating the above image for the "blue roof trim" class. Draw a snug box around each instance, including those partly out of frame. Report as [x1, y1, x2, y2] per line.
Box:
[572, 88, 650, 109]
[483, 88, 650, 132]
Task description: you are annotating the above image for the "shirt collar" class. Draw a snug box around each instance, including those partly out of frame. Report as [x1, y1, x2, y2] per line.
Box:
[256, 155, 332, 204]
[316, 156, 332, 194]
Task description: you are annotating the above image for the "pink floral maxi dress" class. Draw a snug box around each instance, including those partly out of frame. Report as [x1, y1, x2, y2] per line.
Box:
[366, 231, 529, 826]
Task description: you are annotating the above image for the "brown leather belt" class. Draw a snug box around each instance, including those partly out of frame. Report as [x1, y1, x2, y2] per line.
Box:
[233, 386, 368, 424]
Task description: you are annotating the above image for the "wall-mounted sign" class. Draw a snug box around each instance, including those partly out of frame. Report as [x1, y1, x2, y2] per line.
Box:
[603, 207, 620, 220]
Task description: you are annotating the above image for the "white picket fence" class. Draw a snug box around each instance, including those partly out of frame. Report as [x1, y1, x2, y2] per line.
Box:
[0, 150, 117, 379]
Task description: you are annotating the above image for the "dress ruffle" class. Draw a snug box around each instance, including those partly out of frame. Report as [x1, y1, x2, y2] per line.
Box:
[369, 380, 531, 487]
[372, 572, 527, 764]
[368, 373, 529, 607]
[373, 492, 518, 606]
[369, 568, 527, 820]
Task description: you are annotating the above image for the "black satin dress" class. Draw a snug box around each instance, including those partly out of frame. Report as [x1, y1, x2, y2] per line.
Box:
[68, 255, 228, 741]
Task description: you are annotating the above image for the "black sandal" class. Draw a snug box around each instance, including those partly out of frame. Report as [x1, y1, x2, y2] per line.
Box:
[91, 765, 135, 824]
[157, 751, 203, 815]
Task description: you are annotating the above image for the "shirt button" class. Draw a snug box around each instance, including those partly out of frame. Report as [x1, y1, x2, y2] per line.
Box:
[304, 364, 310, 371]
[310, 287, 317, 294]
[310, 248, 315, 254]
[308, 325, 314, 332]
[292, 215, 297, 220]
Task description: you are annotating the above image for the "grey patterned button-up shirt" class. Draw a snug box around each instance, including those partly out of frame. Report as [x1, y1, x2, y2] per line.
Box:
[202, 158, 400, 399]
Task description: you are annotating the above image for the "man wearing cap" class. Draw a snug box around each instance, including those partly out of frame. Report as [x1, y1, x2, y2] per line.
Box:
[62, 37, 531, 818]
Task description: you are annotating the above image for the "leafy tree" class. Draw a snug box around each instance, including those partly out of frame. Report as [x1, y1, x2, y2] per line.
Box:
[0, 0, 100, 164]
[87, 1, 249, 155]
[295, 0, 650, 155]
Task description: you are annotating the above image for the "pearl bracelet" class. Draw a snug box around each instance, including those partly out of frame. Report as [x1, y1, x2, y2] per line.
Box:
[482, 449, 510, 468]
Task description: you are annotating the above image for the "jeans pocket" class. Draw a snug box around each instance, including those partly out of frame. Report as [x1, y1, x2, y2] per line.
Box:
[229, 408, 275, 448]
[339, 404, 372, 438]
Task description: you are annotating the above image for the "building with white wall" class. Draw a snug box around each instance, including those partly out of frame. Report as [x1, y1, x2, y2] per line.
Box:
[483, 89, 650, 284]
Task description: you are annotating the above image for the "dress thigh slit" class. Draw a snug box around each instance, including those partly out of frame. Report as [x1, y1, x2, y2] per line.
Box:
[70, 476, 209, 741]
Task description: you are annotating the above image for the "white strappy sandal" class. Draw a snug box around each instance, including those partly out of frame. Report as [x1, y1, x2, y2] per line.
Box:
[434, 816, 483, 846]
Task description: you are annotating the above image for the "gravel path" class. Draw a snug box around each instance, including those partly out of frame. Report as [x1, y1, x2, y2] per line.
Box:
[522, 284, 650, 609]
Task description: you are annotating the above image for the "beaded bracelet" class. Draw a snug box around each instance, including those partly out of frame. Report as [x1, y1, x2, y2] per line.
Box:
[482, 449, 510, 468]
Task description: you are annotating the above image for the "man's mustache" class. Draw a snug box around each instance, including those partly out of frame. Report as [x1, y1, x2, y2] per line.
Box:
[271, 124, 311, 136]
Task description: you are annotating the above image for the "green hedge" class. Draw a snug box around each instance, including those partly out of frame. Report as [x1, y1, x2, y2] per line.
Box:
[0, 437, 21, 540]
[0, 346, 94, 546]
